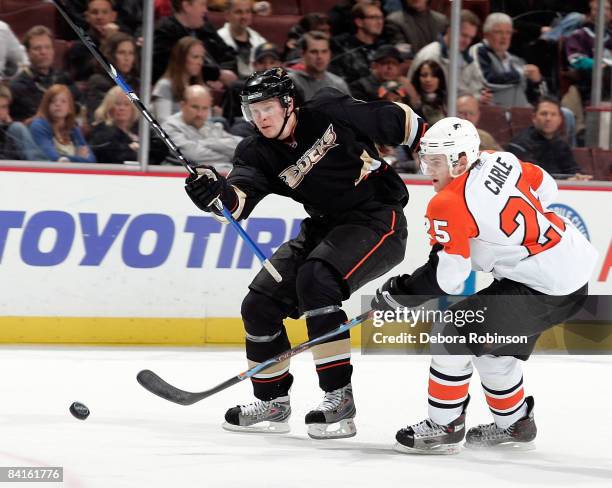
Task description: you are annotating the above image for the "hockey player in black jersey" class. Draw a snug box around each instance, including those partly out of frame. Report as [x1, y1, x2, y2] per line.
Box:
[184, 67, 425, 439]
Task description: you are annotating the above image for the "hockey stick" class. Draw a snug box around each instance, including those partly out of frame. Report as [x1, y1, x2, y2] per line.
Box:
[50, 0, 282, 283]
[137, 309, 374, 405]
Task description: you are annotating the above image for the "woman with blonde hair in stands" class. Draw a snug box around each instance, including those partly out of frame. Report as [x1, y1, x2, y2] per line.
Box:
[29, 84, 96, 163]
[88, 86, 168, 164]
[152, 36, 208, 123]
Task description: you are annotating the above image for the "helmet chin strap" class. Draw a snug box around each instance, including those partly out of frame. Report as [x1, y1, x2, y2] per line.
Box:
[272, 105, 294, 140]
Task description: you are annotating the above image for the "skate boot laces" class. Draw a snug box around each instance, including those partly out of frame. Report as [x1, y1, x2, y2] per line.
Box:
[409, 419, 446, 437]
[239, 399, 273, 417]
[316, 389, 344, 412]
[474, 422, 512, 441]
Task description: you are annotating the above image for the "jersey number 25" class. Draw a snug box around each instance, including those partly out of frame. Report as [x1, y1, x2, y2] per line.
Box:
[499, 173, 565, 256]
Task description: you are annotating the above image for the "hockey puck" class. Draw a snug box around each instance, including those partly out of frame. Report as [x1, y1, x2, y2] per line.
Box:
[69, 401, 90, 420]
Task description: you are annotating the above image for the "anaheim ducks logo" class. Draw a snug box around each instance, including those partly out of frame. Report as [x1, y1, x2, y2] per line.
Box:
[279, 124, 338, 189]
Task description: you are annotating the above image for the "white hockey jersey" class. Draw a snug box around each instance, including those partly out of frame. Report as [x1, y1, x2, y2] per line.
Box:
[424, 151, 598, 295]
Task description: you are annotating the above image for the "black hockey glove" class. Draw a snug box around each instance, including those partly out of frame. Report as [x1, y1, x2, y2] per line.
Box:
[184, 165, 234, 212]
[371, 274, 413, 312]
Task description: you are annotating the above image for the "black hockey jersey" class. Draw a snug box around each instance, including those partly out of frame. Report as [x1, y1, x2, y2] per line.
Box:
[225, 88, 424, 219]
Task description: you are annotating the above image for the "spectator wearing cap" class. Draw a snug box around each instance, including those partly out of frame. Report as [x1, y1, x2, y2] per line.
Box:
[385, 0, 448, 54]
[288, 32, 350, 101]
[349, 45, 417, 102]
[506, 95, 590, 180]
[408, 9, 487, 101]
[253, 43, 281, 71]
[456, 94, 501, 151]
[470, 13, 547, 108]
[10, 26, 82, 123]
[0, 21, 28, 80]
[217, 0, 267, 79]
[153, 0, 238, 86]
[221, 43, 282, 130]
[329, 3, 388, 84]
[162, 84, 242, 169]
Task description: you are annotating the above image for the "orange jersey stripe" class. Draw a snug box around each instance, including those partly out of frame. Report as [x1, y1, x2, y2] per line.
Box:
[251, 372, 290, 384]
[316, 360, 351, 372]
[485, 388, 525, 411]
[428, 378, 470, 401]
[343, 211, 396, 280]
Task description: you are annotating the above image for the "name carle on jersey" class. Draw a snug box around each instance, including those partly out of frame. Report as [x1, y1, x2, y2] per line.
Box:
[482, 156, 513, 195]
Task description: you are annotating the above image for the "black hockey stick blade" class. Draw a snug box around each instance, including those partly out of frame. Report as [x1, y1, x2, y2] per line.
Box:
[137, 370, 241, 406]
[137, 310, 373, 406]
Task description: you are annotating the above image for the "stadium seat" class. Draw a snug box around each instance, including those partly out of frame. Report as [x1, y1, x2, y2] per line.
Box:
[430, 0, 490, 23]
[0, 0, 46, 12]
[0, 3, 58, 39]
[269, 0, 300, 16]
[509, 106, 533, 138]
[53, 39, 72, 71]
[463, 0, 490, 23]
[206, 11, 226, 29]
[592, 148, 612, 180]
[207, 11, 299, 47]
[300, 0, 338, 15]
[572, 147, 595, 175]
[251, 14, 300, 48]
[478, 104, 511, 147]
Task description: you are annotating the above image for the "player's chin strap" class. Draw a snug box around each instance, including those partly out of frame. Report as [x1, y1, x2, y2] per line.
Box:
[271, 105, 294, 140]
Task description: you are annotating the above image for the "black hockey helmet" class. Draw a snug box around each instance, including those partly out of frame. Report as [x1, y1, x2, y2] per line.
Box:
[240, 68, 295, 122]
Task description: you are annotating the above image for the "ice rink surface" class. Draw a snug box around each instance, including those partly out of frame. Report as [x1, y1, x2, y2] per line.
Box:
[1, 346, 611, 488]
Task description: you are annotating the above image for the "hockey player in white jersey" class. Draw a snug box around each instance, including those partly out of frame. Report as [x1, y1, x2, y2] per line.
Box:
[371, 117, 598, 454]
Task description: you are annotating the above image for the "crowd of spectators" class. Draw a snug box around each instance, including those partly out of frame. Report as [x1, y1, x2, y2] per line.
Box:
[0, 0, 610, 179]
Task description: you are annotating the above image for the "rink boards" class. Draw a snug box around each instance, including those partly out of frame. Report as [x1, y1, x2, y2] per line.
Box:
[0, 167, 610, 345]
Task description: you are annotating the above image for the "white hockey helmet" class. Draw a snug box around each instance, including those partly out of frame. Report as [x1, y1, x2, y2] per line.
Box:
[418, 117, 481, 178]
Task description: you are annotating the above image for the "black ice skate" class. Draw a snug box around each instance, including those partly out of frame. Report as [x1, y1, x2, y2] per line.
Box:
[465, 396, 536, 450]
[223, 396, 291, 434]
[305, 383, 356, 439]
[394, 395, 470, 455]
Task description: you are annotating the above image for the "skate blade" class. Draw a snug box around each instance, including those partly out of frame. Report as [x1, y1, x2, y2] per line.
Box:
[465, 441, 536, 451]
[307, 419, 357, 440]
[222, 421, 290, 434]
[393, 442, 462, 455]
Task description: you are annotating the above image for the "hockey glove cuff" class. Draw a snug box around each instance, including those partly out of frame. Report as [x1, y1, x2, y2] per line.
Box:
[184, 165, 236, 213]
[371, 274, 413, 312]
